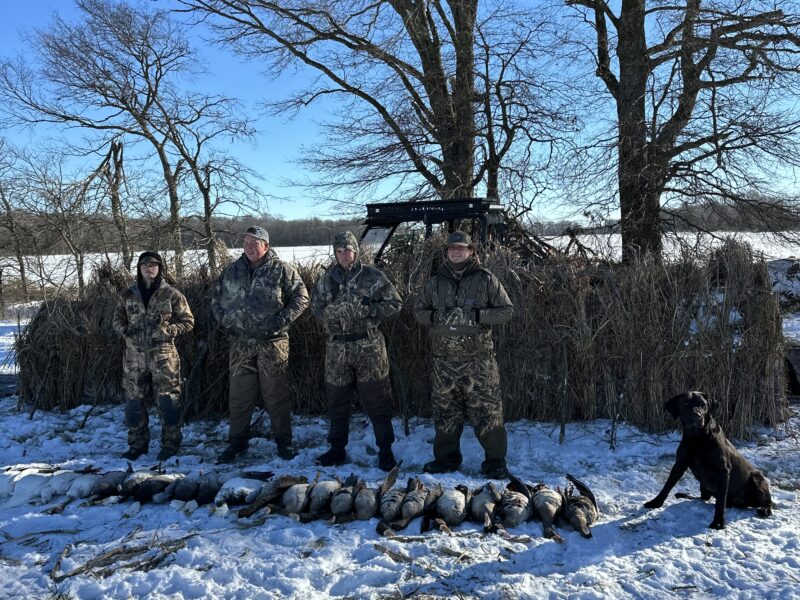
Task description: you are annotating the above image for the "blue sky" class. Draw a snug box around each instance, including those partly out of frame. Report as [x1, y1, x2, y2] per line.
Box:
[0, 0, 335, 220]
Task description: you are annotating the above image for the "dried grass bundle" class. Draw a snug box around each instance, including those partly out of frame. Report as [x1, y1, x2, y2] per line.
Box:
[14, 238, 786, 440]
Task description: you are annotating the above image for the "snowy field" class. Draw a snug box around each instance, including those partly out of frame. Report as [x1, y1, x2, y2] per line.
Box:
[3, 231, 800, 289]
[1, 318, 799, 599]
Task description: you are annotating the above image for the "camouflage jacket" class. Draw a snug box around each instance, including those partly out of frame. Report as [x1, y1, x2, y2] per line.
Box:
[414, 257, 513, 358]
[112, 281, 195, 350]
[212, 251, 309, 342]
[311, 260, 402, 336]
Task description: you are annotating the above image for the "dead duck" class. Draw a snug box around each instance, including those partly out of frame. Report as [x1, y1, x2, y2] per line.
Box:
[530, 483, 564, 542]
[561, 474, 599, 538]
[354, 463, 401, 521]
[238, 474, 309, 519]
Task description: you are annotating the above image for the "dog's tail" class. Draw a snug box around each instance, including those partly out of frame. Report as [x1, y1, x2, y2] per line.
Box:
[566, 474, 597, 511]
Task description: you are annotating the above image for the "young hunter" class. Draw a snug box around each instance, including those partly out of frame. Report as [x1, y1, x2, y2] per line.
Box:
[311, 231, 403, 471]
[212, 226, 310, 463]
[113, 251, 195, 461]
[414, 231, 514, 479]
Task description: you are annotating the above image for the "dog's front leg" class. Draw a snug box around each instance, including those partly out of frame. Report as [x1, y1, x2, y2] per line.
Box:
[709, 468, 730, 529]
[644, 460, 688, 509]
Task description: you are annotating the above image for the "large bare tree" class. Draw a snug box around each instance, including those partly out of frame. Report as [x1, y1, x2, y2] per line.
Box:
[0, 0, 256, 276]
[564, 0, 800, 261]
[181, 0, 568, 209]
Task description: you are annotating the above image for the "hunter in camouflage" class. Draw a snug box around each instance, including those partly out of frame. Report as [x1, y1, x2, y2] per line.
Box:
[414, 231, 513, 478]
[112, 251, 195, 461]
[212, 226, 310, 463]
[312, 231, 402, 471]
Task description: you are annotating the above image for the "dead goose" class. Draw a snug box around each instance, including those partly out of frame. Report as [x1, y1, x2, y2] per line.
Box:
[379, 476, 407, 523]
[329, 474, 360, 523]
[195, 474, 223, 505]
[419, 483, 445, 533]
[469, 482, 503, 526]
[354, 463, 401, 521]
[530, 483, 564, 542]
[385, 478, 429, 531]
[214, 477, 264, 507]
[119, 469, 160, 498]
[435, 485, 471, 527]
[134, 473, 185, 503]
[561, 474, 599, 538]
[172, 475, 200, 502]
[90, 465, 134, 500]
[66, 473, 101, 499]
[238, 474, 309, 519]
[281, 473, 320, 515]
[302, 476, 342, 521]
[39, 471, 83, 504]
[491, 474, 532, 530]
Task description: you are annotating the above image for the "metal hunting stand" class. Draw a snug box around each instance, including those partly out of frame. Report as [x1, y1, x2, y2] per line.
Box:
[360, 197, 555, 261]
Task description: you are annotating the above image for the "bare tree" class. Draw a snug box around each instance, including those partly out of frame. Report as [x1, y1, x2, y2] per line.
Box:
[0, 0, 257, 276]
[563, 0, 800, 261]
[0, 140, 31, 301]
[180, 0, 567, 210]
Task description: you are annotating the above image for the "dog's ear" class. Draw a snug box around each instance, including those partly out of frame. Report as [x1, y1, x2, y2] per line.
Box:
[664, 394, 683, 419]
[699, 392, 719, 415]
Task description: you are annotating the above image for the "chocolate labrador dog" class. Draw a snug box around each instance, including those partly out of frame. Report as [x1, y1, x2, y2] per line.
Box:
[644, 391, 773, 529]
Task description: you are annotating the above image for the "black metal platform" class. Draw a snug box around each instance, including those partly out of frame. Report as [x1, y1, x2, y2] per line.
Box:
[361, 198, 508, 260]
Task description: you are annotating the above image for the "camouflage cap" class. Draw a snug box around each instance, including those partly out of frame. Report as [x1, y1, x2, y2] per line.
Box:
[446, 230, 472, 247]
[244, 226, 269, 244]
[333, 231, 359, 252]
[137, 251, 163, 265]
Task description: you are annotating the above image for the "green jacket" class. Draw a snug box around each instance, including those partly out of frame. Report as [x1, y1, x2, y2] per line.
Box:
[311, 260, 402, 336]
[112, 280, 194, 350]
[414, 257, 513, 358]
[212, 251, 309, 342]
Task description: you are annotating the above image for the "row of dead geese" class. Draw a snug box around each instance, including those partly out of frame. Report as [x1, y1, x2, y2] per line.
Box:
[0, 463, 598, 541]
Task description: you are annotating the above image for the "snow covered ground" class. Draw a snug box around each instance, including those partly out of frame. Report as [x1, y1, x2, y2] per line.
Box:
[0, 320, 799, 599]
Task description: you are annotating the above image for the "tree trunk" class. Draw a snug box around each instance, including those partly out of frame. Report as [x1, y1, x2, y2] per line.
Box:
[201, 165, 217, 277]
[617, 0, 662, 262]
[105, 140, 133, 273]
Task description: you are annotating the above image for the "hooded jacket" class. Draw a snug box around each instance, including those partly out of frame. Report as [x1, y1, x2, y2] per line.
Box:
[112, 280, 194, 350]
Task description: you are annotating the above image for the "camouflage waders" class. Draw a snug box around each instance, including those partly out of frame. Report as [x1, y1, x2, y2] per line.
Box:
[414, 251, 513, 473]
[312, 234, 402, 463]
[324, 333, 394, 451]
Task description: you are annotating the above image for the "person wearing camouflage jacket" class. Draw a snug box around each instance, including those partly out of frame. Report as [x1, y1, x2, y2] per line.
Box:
[414, 231, 513, 478]
[112, 251, 195, 461]
[212, 226, 310, 463]
[311, 231, 402, 471]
